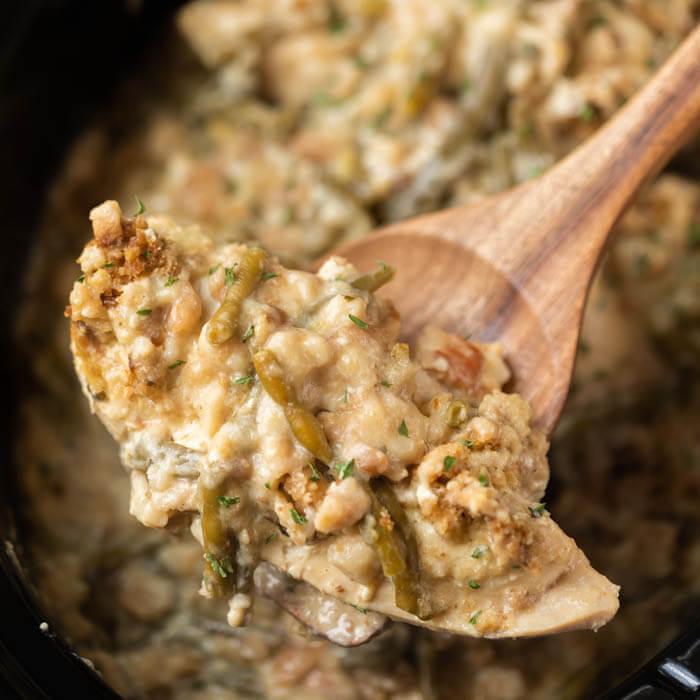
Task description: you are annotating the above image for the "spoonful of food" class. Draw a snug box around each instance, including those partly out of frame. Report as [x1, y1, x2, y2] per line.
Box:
[67, 27, 699, 649]
[326, 25, 700, 434]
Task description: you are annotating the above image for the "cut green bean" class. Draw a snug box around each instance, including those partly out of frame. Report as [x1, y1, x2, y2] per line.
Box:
[350, 264, 396, 292]
[200, 482, 235, 598]
[208, 248, 267, 344]
[253, 350, 333, 464]
[445, 399, 468, 428]
[364, 478, 431, 619]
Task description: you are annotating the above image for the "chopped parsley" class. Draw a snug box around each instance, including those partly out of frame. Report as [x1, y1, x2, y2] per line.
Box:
[217, 495, 240, 507]
[529, 503, 548, 518]
[334, 459, 355, 480]
[205, 553, 233, 578]
[164, 275, 179, 287]
[377, 260, 388, 271]
[290, 508, 307, 525]
[308, 462, 321, 482]
[265, 532, 277, 545]
[460, 439, 476, 448]
[460, 78, 473, 94]
[371, 107, 392, 130]
[349, 314, 368, 329]
[233, 375, 254, 386]
[168, 360, 186, 370]
[353, 54, 369, 69]
[242, 325, 254, 343]
[224, 267, 236, 287]
[136, 309, 152, 316]
[468, 579, 480, 589]
[133, 195, 146, 216]
[380, 380, 391, 388]
[478, 473, 489, 487]
[76, 274, 85, 284]
[104, 262, 116, 268]
[443, 455, 456, 472]
[143, 250, 152, 260]
[578, 103, 595, 122]
[687, 223, 700, 247]
[469, 609, 483, 625]
[398, 419, 409, 437]
[209, 263, 221, 275]
[262, 272, 279, 280]
[350, 604, 367, 614]
[343, 387, 349, 404]
[265, 482, 271, 490]
[471, 545, 488, 559]
[464, 333, 473, 340]
[327, 2, 346, 33]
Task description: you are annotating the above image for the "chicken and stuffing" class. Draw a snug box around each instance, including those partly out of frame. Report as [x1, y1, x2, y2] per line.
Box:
[65, 199, 619, 638]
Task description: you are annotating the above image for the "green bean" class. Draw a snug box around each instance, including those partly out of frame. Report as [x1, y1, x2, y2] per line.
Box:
[253, 350, 333, 464]
[200, 482, 235, 598]
[350, 264, 396, 292]
[364, 479, 431, 619]
[208, 248, 267, 344]
[445, 399, 468, 428]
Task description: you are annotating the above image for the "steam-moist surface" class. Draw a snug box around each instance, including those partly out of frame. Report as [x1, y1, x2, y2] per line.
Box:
[13, 0, 700, 697]
[67, 201, 617, 637]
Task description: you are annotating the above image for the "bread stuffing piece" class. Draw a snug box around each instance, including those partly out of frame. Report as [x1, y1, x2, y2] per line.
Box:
[67, 201, 619, 638]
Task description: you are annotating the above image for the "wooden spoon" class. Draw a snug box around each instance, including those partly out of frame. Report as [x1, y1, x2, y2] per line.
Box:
[326, 26, 700, 434]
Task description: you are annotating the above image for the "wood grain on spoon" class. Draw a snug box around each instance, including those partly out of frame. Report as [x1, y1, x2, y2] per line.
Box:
[324, 25, 700, 434]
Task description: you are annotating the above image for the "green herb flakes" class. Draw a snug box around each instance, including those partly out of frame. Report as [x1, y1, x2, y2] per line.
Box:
[398, 419, 409, 437]
[468, 579, 480, 589]
[242, 326, 254, 343]
[308, 462, 321, 482]
[168, 360, 186, 370]
[76, 274, 85, 284]
[350, 604, 367, 614]
[471, 545, 488, 559]
[334, 459, 355, 480]
[343, 387, 349, 404]
[443, 456, 456, 472]
[469, 609, 483, 625]
[233, 375, 254, 386]
[290, 508, 307, 525]
[265, 482, 271, 490]
[224, 267, 236, 287]
[217, 496, 240, 507]
[327, 3, 346, 33]
[164, 275, 179, 287]
[104, 262, 116, 268]
[578, 103, 595, 122]
[265, 532, 277, 545]
[262, 272, 279, 280]
[377, 260, 388, 271]
[687, 223, 700, 247]
[205, 553, 232, 578]
[209, 263, 221, 275]
[530, 503, 548, 518]
[478, 473, 489, 487]
[143, 250, 152, 260]
[133, 195, 146, 216]
[349, 314, 368, 329]
[136, 309, 152, 316]
[460, 439, 476, 448]
[380, 380, 391, 388]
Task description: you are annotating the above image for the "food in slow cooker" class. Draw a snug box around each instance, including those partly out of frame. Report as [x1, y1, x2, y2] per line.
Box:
[14, 0, 700, 696]
[66, 200, 618, 638]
